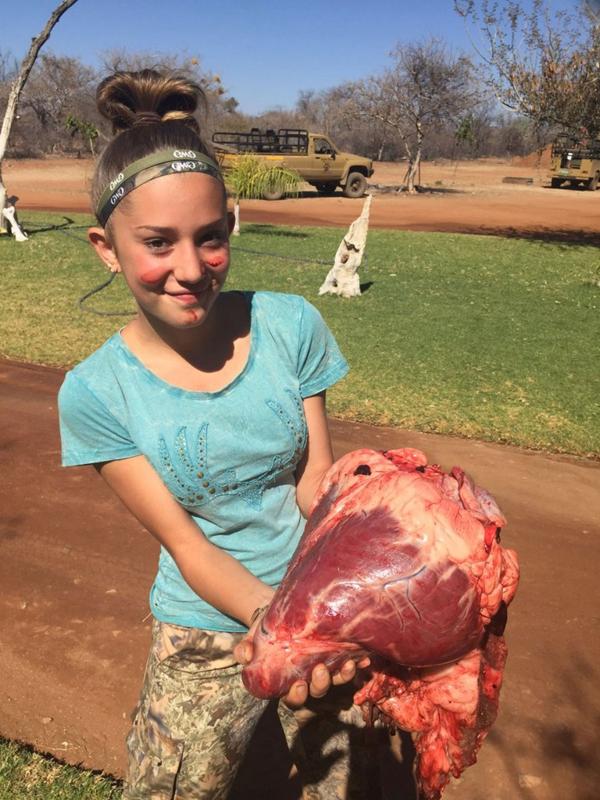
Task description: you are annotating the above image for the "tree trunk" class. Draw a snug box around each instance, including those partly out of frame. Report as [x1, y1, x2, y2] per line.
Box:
[400, 138, 417, 194]
[402, 122, 423, 194]
[0, 0, 79, 233]
[0, 182, 7, 233]
[404, 148, 422, 193]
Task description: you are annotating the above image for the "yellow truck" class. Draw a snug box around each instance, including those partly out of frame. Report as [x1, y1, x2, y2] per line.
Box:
[549, 137, 600, 190]
[212, 128, 373, 199]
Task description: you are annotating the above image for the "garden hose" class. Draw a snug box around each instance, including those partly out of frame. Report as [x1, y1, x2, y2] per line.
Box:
[77, 271, 134, 317]
[20, 221, 368, 316]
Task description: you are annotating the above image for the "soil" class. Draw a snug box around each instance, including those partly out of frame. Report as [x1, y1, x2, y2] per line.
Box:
[1, 358, 599, 800]
[5, 155, 600, 243]
[1, 156, 599, 798]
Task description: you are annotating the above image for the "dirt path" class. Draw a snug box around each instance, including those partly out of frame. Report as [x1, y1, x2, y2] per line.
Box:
[1, 359, 598, 799]
[5, 157, 600, 242]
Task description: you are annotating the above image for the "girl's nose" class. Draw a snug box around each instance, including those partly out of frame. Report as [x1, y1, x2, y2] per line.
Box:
[173, 242, 206, 284]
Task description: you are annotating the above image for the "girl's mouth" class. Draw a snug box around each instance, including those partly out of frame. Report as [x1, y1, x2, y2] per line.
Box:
[171, 291, 204, 302]
[168, 285, 213, 304]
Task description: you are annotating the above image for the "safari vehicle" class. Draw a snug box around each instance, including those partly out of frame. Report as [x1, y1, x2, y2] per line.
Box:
[212, 128, 373, 199]
[549, 136, 600, 190]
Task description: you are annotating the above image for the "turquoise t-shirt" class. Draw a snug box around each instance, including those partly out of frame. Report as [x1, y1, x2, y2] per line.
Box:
[58, 291, 348, 632]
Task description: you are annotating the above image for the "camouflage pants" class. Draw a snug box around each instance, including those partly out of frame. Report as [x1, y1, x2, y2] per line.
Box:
[122, 620, 369, 800]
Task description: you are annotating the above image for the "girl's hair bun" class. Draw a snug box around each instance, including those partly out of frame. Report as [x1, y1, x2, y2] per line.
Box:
[91, 68, 217, 219]
[96, 68, 203, 134]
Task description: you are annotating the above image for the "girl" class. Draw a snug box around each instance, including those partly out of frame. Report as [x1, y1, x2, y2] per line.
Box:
[58, 70, 369, 799]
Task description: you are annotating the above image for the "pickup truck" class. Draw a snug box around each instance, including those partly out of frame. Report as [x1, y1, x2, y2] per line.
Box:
[212, 128, 373, 199]
[549, 136, 600, 190]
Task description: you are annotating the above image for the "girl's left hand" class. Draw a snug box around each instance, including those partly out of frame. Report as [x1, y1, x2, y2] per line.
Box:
[281, 656, 372, 709]
[233, 609, 370, 708]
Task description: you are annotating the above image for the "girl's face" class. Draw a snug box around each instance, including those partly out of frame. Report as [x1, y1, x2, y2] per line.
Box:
[92, 172, 233, 331]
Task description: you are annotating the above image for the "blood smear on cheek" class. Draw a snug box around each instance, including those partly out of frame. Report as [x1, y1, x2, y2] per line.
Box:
[139, 265, 170, 285]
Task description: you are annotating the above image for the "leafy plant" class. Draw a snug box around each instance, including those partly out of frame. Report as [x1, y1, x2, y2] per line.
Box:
[224, 154, 301, 201]
[223, 154, 301, 235]
[65, 114, 99, 156]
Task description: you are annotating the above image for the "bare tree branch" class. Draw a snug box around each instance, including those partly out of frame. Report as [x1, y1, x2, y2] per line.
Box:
[456, 0, 600, 136]
[346, 39, 482, 192]
[0, 0, 79, 233]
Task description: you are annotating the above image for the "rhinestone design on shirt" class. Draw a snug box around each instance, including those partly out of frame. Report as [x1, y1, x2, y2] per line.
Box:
[157, 391, 307, 512]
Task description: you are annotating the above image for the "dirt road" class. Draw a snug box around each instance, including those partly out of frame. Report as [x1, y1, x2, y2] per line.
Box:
[1, 359, 599, 799]
[6, 157, 600, 242]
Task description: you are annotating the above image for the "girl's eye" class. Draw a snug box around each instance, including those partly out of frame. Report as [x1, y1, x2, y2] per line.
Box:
[145, 238, 169, 251]
[199, 236, 226, 249]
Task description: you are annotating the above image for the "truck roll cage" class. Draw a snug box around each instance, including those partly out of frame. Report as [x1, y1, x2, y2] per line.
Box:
[212, 128, 309, 154]
[551, 136, 600, 159]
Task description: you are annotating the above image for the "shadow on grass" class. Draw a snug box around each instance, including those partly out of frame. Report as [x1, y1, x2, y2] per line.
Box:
[241, 224, 309, 238]
[360, 281, 375, 293]
[474, 226, 600, 248]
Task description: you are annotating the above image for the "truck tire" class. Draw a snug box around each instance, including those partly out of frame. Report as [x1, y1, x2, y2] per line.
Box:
[550, 177, 562, 188]
[262, 187, 284, 201]
[343, 172, 367, 198]
[316, 182, 337, 195]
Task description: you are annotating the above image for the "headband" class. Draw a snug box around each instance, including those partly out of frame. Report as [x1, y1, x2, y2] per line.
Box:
[96, 148, 224, 227]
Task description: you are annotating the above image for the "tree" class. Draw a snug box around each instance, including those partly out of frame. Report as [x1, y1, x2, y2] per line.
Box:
[0, 53, 99, 158]
[65, 114, 99, 156]
[19, 54, 97, 154]
[349, 40, 481, 192]
[0, 51, 18, 84]
[0, 0, 79, 233]
[455, 0, 600, 137]
[223, 155, 301, 235]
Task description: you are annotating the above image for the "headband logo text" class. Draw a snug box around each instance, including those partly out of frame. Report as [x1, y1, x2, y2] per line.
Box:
[173, 149, 197, 159]
[109, 172, 124, 191]
[171, 160, 197, 172]
[110, 186, 126, 205]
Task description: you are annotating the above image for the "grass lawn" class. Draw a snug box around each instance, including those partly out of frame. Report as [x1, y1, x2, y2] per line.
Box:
[0, 211, 598, 457]
[0, 738, 120, 800]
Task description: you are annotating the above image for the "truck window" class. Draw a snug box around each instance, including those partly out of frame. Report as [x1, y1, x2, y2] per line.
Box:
[314, 138, 334, 155]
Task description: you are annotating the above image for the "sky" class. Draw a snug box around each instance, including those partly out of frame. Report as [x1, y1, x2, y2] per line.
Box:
[3, 0, 582, 115]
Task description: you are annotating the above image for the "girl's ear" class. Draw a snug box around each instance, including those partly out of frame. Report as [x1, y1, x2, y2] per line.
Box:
[88, 227, 122, 273]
